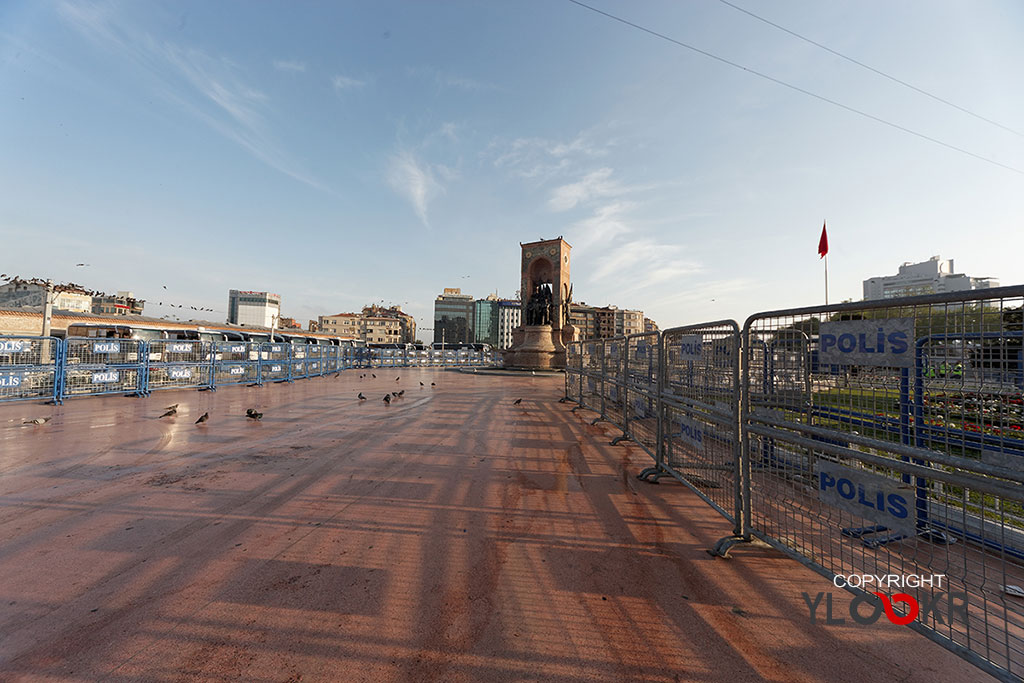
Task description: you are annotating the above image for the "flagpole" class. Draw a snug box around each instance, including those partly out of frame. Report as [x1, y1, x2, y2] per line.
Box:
[824, 254, 829, 306]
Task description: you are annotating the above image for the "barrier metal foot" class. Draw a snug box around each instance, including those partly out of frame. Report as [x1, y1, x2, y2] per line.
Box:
[590, 416, 605, 425]
[610, 433, 629, 446]
[637, 466, 660, 481]
[571, 406, 582, 413]
[708, 535, 771, 558]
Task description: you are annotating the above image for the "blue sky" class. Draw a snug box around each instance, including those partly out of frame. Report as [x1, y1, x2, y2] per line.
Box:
[2, 1, 1022, 334]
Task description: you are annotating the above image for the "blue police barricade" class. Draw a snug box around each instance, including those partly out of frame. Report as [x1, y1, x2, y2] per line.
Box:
[259, 343, 291, 383]
[63, 337, 145, 399]
[0, 336, 62, 404]
[306, 344, 323, 377]
[146, 340, 214, 394]
[213, 341, 259, 387]
[289, 343, 308, 380]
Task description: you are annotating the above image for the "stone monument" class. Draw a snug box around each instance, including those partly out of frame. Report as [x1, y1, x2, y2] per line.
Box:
[504, 237, 578, 369]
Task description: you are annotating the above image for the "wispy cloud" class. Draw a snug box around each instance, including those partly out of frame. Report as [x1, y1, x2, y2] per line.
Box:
[569, 201, 635, 251]
[406, 66, 498, 92]
[273, 59, 306, 72]
[548, 167, 621, 211]
[488, 131, 613, 183]
[387, 150, 443, 226]
[57, 2, 332, 194]
[331, 74, 366, 91]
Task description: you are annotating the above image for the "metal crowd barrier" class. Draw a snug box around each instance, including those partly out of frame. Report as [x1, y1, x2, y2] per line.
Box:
[146, 339, 213, 393]
[62, 337, 145, 399]
[214, 341, 259, 386]
[0, 341, 500, 405]
[259, 342, 291, 383]
[740, 286, 1024, 681]
[0, 336, 62, 404]
[649, 321, 742, 535]
[562, 285, 1024, 680]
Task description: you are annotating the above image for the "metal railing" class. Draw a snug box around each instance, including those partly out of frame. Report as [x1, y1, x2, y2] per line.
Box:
[563, 285, 1024, 681]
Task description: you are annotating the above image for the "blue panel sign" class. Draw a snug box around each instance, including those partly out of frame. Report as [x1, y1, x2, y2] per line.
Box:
[270, 364, 282, 372]
[678, 334, 702, 361]
[270, 345, 283, 353]
[0, 372, 24, 388]
[0, 340, 27, 353]
[228, 366, 246, 376]
[230, 344, 246, 353]
[168, 367, 193, 380]
[677, 415, 705, 449]
[636, 343, 648, 359]
[633, 396, 646, 417]
[92, 370, 119, 383]
[819, 319, 914, 368]
[817, 461, 915, 535]
[168, 342, 192, 353]
[93, 341, 121, 354]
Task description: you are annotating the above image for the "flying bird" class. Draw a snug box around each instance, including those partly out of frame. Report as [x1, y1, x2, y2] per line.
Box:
[513, 398, 522, 405]
[383, 394, 391, 404]
[395, 376, 400, 382]
[419, 381, 424, 386]
[397, 390, 404, 397]
[245, 408, 263, 420]
[23, 417, 52, 425]
[165, 403, 178, 411]
[195, 412, 209, 424]
[75, 263, 89, 267]
[159, 408, 177, 418]
[371, 373, 376, 378]
[358, 393, 366, 400]
[431, 382, 436, 387]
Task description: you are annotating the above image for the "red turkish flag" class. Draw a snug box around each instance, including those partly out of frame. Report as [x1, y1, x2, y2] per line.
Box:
[818, 221, 828, 259]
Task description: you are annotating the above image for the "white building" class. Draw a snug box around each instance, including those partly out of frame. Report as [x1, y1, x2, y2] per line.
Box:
[863, 256, 998, 300]
[497, 299, 521, 349]
[0, 278, 93, 313]
[227, 290, 281, 327]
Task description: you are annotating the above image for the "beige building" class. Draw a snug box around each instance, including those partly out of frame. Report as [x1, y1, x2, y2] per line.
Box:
[570, 304, 645, 341]
[319, 305, 415, 344]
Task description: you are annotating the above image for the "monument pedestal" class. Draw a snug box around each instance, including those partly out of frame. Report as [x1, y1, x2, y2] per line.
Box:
[504, 323, 577, 370]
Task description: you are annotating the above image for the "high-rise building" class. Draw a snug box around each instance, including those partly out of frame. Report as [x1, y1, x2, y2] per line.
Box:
[497, 299, 521, 349]
[474, 295, 500, 346]
[863, 256, 998, 300]
[227, 290, 280, 327]
[434, 288, 474, 344]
